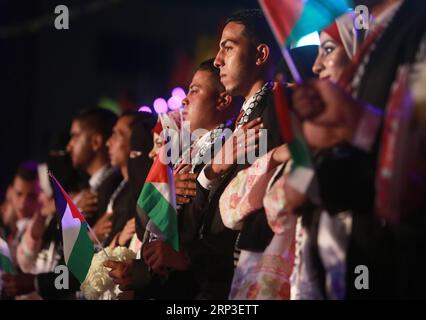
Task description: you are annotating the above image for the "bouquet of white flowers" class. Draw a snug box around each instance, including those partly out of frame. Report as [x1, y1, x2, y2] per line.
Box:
[81, 246, 136, 300]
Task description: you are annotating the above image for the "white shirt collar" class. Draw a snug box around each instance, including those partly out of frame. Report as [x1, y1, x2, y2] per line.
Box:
[17, 218, 30, 233]
[89, 165, 109, 190]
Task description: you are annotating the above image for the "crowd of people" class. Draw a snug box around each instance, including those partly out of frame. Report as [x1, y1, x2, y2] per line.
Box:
[1, 0, 426, 300]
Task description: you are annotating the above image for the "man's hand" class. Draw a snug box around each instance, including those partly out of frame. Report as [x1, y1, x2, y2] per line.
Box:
[206, 117, 263, 179]
[292, 80, 364, 149]
[301, 122, 346, 151]
[39, 192, 56, 217]
[104, 259, 134, 291]
[142, 241, 190, 274]
[75, 190, 99, 218]
[118, 218, 136, 246]
[91, 213, 112, 242]
[1, 273, 35, 297]
[30, 211, 47, 240]
[174, 165, 198, 205]
[270, 144, 290, 169]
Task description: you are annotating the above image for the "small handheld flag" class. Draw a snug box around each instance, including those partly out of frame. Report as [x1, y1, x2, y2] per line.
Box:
[137, 146, 179, 251]
[273, 84, 318, 201]
[49, 172, 94, 283]
[0, 237, 16, 275]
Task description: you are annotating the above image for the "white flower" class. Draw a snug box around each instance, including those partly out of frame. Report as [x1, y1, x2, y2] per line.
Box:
[81, 246, 136, 300]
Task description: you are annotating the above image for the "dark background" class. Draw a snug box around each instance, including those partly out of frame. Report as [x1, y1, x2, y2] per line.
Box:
[0, 0, 258, 194]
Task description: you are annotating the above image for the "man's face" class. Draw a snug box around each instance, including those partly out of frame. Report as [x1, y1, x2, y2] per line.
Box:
[214, 22, 257, 97]
[1, 186, 16, 226]
[11, 176, 41, 220]
[182, 70, 221, 132]
[106, 116, 133, 168]
[66, 120, 93, 170]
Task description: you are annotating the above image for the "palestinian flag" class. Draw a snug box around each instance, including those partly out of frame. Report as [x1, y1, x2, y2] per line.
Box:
[259, 0, 352, 46]
[49, 172, 94, 283]
[137, 147, 179, 251]
[0, 237, 16, 275]
[273, 84, 317, 199]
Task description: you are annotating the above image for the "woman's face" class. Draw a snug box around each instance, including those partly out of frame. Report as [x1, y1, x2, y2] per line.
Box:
[148, 132, 162, 161]
[312, 32, 351, 82]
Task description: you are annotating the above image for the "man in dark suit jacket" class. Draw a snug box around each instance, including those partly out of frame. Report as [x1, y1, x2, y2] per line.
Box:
[145, 59, 241, 299]
[66, 108, 120, 228]
[105, 59, 242, 299]
[190, 10, 285, 282]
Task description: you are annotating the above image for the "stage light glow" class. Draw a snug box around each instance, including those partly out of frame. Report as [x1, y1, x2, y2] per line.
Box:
[168, 96, 182, 110]
[295, 32, 320, 47]
[153, 98, 168, 113]
[138, 106, 152, 113]
[171, 87, 186, 99]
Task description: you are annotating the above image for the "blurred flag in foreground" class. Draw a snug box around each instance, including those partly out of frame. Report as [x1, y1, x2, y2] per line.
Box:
[259, 0, 353, 47]
[49, 172, 94, 283]
[0, 237, 16, 275]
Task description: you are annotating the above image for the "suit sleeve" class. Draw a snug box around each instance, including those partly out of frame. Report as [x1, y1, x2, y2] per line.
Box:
[36, 269, 80, 300]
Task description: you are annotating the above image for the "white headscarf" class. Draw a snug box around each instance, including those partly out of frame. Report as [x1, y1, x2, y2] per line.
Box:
[324, 11, 371, 60]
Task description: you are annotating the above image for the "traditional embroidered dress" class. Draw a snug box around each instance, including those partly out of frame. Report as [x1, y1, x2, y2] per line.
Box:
[220, 150, 297, 299]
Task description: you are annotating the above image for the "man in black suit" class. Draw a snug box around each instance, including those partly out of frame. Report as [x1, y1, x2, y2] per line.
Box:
[66, 108, 120, 230]
[105, 59, 241, 299]
[141, 59, 241, 299]
[190, 10, 284, 289]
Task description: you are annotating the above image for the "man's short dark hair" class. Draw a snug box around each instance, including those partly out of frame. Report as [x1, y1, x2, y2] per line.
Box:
[226, 9, 281, 63]
[74, 108, 117, 141]
[120, 110, 140, 127]
[197, 58, 225, 91]
[15, 160, 38, 182]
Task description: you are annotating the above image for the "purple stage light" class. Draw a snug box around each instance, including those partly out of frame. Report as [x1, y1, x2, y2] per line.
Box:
[138, 106, 152, 113]
[171, 87, 186, 99]
[153, 98, 168, 113]
[167, 96, 182, 110]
